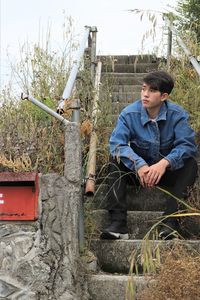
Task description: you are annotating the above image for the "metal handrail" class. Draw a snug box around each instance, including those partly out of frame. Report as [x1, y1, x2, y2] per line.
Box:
[58, 26, 91, 111]
[22, 26, 97, 125]
[166, 18, 200, 77]
[21, 93, 70, 126]
[21, 26, 98, 252]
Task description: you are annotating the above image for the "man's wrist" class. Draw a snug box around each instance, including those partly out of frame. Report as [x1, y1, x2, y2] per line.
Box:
[160, 158, 170, 168]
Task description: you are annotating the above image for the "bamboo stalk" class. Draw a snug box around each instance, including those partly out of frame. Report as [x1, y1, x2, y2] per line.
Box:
[85, 61, 102, 196]
[85, 131, 97, 196]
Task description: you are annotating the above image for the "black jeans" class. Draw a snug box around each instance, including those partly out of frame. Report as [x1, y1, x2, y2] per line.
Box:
[106, 156, 198, 222]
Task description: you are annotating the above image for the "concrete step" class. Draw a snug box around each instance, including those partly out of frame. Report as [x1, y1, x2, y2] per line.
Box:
[111, 102, 130, 114]
[91, 210, 163, 239]
[112, 101, 148, 114]
[102, 72, 146, 85]
[98, 54, 158, 64]
[110, 91, 140, 103]
[112, 84, 141, 93]
[88, 274, 153, 300]
[102, 63, 159, 73]
[90, 239, 200, 274]
[90, 184, 167, 211]
[99, 88, 140, 102]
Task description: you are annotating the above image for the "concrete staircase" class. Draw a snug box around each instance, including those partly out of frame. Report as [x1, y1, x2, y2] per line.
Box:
[86, 55, 200, 300]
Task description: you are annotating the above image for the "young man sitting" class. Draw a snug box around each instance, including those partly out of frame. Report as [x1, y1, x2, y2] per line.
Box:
[100, 70, 198, 240]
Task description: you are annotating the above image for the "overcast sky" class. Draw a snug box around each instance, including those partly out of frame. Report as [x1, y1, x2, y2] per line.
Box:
[0, 0, 177, 89]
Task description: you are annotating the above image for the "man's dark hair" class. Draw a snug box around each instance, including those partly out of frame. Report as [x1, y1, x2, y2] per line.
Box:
[143, 71, 174, 95]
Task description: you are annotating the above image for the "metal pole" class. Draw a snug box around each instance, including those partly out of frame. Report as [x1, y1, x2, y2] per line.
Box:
[166, 18, 172, 70]
[21, 94, 69, 126]
[71, 99, 81, 122]
[171, 28, 200, 77]
[57, 26, 91, 111]
[92, 61, 102, 127]
[166, 19, 200, 77]
[90, 27, 97, 85]
[70, 98, 84, 251]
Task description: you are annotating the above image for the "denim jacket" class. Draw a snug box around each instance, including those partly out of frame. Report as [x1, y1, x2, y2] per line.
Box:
[110, 99, 197, 171]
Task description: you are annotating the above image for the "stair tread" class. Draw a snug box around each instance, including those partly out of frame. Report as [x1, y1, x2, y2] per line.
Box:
[92, 238, 200, 243]
[102, 72, 147, 76]
[89, 273, 150, 279]
[90, 239, 200, 273]
[90, 184, 167, 211]
[94, 209, 162, 214]
[88, 274, 152, 300]
[91, 209, 163, 238]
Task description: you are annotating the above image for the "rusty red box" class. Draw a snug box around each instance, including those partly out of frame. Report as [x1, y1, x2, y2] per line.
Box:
[0, 172, 39, 220]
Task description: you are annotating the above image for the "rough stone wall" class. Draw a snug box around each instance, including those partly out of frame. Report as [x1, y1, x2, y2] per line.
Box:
[0, 123, 86, 299]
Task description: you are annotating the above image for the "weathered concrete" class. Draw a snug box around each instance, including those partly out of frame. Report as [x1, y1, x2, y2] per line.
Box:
[91, 210, 163, 239]
[101, 62, 159, 73]
[101, 72, 145, 85]
[110, 91, 141, 103]
[0, 122, 86, 299]
[88, 274, 154, 300]
[91, 184, 167, 211]
[98, 54, 158, 64]
[90, 239, 200, 274]
[112, 84, 142, 93]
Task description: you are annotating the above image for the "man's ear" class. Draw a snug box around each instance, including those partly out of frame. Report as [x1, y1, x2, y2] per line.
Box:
[161, 93, 169, 101]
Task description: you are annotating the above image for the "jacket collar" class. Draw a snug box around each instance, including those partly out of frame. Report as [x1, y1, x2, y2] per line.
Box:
[141, 100, 167, 126]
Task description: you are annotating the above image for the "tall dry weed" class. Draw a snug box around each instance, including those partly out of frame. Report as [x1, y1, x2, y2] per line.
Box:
[138, 244, 200, 300]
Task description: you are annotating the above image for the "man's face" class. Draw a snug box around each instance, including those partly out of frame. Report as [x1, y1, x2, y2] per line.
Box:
[141, 83, 167, 111]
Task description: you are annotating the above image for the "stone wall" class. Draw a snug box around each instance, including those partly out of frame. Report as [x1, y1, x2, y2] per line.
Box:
[0, 123, 87, 299]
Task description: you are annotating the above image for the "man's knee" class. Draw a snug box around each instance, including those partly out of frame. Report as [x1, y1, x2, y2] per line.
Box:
[184, 157, 198, 176]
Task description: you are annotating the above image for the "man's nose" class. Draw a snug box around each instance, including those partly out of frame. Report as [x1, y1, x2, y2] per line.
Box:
[143, 90, 149, 97]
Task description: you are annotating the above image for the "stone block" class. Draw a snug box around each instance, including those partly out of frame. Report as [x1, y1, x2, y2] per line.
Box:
[90, 239, 200, 274]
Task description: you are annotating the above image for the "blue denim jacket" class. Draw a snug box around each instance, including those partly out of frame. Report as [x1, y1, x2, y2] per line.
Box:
[110, 100, 197, 171]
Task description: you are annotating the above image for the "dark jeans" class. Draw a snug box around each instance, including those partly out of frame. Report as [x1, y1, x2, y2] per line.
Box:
[106, 156, 198, 222]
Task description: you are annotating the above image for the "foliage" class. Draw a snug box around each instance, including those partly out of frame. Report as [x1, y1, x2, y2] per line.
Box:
[159, 54, 200, 134]
[0, 89, 64, 173]
[176, 0, 200, 43]
[0, 17, 91, 174]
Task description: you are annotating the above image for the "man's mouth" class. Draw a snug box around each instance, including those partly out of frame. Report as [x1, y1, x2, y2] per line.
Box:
[142, 99, 149, 105]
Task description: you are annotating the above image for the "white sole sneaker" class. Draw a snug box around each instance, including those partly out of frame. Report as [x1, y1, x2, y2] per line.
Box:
[100, 231, 129, 240]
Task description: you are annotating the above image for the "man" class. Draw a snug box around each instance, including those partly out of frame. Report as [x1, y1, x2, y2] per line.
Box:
[100, 70, 198, 240]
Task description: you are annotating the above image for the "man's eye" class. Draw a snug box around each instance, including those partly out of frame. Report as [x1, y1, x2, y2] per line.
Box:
[150, 89, 156, 92]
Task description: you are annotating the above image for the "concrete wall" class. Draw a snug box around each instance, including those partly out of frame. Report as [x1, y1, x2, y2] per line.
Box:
[0, 123, 87, 299]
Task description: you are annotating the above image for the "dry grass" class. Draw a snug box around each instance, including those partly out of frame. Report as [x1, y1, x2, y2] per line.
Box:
[138, 244, 200, 300]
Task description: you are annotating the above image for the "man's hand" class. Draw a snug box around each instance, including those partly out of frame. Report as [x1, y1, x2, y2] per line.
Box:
[145, 159, 170, 188]
[137, 165, 150, 187]
[137, 159, 170, 188]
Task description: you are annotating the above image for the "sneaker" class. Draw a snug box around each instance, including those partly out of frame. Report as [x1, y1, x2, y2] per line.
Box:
[100, 221, 129, 240]
[159, 221, 179, 240]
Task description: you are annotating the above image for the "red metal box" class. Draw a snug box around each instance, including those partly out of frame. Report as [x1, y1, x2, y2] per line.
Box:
[0, 172, 39, 220]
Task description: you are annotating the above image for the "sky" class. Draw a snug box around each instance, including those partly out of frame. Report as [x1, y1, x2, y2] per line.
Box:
[0, 0, 177, 89]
